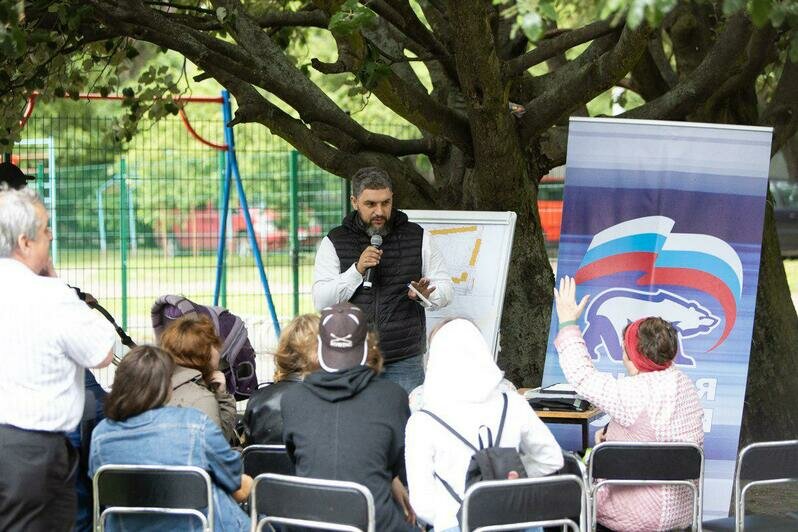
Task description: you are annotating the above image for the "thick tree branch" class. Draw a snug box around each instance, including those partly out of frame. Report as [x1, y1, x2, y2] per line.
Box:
[157, 7, 329, 32]
[520, 23, 652, 140]
[505, 19, 616, 77]
[311, 0, 472, 154]
[88, 0, 430, 160]
[221, 74, 437, 205]
[366, 1, 458, 81]
[647, 33, 677, 87]
[526, 29, 620, 100]
[630, 37, 673, 101]
[621, 13, 752, 121]
[704, 24, 776, 109]
[761, 60, 798, 157]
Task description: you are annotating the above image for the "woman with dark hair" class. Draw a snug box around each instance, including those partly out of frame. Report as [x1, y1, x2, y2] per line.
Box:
[553, 276, 703, 532]
[159, 315, 238, 442]
[89, 345, 251, 532]
[242, 314, 319, 445]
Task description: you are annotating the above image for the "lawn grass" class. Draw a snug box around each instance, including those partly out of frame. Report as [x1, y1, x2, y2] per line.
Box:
[783, 259, 798, 294]
[56, 247, 320, 350]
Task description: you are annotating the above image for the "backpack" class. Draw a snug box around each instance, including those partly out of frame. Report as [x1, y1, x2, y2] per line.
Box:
[152, 295, 258, 400]
[420, 393, 527, 526]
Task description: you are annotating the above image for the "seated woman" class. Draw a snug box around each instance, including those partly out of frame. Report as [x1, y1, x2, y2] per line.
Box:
[89, 345, 250, 532]
[553, 275, 704, 532]
[405, 318, 564, 532]
[159, 315, 238, 443]
[243, 314, 319, 445]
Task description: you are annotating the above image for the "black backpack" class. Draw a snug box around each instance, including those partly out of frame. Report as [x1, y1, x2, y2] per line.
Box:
[420, 393, 527, 525]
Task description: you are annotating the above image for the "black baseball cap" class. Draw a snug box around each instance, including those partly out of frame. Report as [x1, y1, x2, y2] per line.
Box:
[0, 162, 34, 190]
[318, 303, 368, 372]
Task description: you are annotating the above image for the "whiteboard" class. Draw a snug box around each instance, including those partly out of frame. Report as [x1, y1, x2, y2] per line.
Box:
[404, 210, 517, 357]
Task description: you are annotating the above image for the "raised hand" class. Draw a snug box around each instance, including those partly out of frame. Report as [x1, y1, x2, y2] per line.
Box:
[553, 275, 590, 324]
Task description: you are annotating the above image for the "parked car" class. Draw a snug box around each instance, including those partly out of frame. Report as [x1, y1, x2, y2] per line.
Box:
[537, 176, 798, 257]
[167, 204, 290, 254]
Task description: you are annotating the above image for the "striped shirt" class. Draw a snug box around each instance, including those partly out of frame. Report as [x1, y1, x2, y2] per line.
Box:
[0, 258, 116, 432]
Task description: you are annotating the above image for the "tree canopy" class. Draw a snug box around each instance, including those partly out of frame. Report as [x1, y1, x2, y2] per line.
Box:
[2, 0, 797, 441]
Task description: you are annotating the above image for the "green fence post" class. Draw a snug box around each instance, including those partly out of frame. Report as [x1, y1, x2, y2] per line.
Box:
[120, 159, 129, 330]
[35, 162, 45, 197]
[289, 150, 300, 317]
[218, 150, 227, 308]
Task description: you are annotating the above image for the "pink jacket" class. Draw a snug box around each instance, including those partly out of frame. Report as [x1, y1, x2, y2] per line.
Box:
[554, 326, 704, 532]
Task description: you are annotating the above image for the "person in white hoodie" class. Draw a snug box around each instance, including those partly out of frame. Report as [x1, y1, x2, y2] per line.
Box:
[405, 319, 564, 531]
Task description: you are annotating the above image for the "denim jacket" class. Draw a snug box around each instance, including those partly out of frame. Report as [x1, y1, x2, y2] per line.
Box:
[89, 406, 249, 532]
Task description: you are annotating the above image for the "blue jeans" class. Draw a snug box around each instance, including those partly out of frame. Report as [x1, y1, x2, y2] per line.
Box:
[381, 354, 425, 394]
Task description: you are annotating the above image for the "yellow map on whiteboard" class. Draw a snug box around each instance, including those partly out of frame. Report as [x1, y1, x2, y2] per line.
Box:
[429, 225, 483, 295]
[407, 210, 516, 357]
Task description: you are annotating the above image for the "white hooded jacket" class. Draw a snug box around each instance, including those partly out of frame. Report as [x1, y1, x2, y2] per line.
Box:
[405, 320, 564, 531]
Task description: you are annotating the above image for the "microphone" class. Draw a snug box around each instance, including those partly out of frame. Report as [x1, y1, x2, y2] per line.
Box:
[362, 234, 383, 289]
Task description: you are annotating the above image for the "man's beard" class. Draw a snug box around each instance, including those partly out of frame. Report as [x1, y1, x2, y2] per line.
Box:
[357, 214, 390, 237]
[366, 223, 388, 237]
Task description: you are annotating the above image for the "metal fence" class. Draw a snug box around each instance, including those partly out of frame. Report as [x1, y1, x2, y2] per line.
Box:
[14, 111, 416, 385]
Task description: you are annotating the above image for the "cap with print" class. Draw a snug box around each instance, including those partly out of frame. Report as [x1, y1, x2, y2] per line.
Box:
[318, 303, 368, 372]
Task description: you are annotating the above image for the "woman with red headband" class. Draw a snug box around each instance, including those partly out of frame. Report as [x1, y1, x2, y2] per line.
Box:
[553, 275, 703, 532]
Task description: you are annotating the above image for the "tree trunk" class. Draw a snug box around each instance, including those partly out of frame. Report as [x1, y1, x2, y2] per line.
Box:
[498, 206, 554, 386]
[741, 196, 798, 443]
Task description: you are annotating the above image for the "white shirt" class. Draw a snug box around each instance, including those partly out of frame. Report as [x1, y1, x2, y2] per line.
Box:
[312, 229, 454, 311]
[0, 259, 116, 432]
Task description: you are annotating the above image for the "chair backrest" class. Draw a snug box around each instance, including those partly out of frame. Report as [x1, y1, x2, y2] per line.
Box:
[587, 442, 704, 530]
[251, 473, 375, 532]
[735, 439, 798, 528]
[461, 475, 586, 532]
[93, 464, 213, 532]
[242, 444, 295, 477]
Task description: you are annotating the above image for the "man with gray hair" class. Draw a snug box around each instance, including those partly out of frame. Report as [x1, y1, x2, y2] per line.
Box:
[313, 167, 453, 393]
[0, 185, 116, 531]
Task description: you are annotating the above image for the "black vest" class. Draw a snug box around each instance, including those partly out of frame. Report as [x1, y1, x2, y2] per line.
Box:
[327, 210, 426, 362]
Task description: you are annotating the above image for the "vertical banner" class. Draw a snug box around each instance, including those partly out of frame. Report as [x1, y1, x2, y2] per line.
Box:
[542, 117, 772, 518]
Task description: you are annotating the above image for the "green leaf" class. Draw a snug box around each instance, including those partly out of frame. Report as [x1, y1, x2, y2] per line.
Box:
[790, 34, 798, 63]
[519, 11, 543, 42]
[722, 0, 745, 16]
[539, 0, 557, 21]
[749, 0, 771, 27]
[329, 0, 375, 36]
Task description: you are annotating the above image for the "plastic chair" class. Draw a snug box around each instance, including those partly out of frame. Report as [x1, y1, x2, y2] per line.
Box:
[703, 439, 798, 531]
[250, 473, 375, 532]
[241, 444, 295, 477]
[461, 474, 586, 532]
[92, 464, 213, 531]
[587, 442, 704, 531]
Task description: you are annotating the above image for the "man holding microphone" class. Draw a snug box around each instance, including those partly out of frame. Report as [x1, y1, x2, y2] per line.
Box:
[313, 167, 453, 393]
